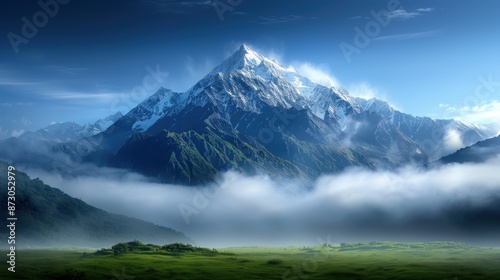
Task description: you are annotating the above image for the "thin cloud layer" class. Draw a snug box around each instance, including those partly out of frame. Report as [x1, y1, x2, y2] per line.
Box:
[439, 100, 500, 132]
[26, 157, 500, 247]
[386, 8, 434, 20]
[347, 82, 380, 100]
[296, 63, 339, 88]
[443, 128, 465, 154]
[374, 30, 439, 41]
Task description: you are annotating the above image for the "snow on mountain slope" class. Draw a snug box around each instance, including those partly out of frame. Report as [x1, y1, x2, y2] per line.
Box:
[212, 44, 318, 97]
[118, 44, 360, 134]
[185, 44, 311, 114]
[94, 111, 123, 131]
[19, 122, 100, 143]
[310, 85, 362, 125]
[119, 87, 184, 132]
[6, 44, 495, 184]
[105, 44, 491, 168]
[356, 97, 493, 158]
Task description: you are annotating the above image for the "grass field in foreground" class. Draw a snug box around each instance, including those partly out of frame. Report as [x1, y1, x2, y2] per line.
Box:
[1, 242, 500, 279]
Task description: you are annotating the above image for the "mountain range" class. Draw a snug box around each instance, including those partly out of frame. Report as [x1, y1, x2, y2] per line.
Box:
[19, 112, 123, 143]
[356, 98, 490, 157]
[0, 45, 494, 184]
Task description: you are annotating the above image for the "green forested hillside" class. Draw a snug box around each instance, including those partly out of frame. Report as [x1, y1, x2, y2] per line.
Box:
[0, 161, 189, 248]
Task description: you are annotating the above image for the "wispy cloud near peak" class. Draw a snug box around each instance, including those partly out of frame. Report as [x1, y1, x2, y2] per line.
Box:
[375, 30, 440, 41]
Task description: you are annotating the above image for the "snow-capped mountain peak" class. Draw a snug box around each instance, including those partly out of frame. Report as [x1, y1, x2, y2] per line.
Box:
[180, 44, 316, 114]
[127, 87, 183, 131]
[209, 44, 324, 97]
[210, 44, 265, 74]
[210, 44, 300, 77]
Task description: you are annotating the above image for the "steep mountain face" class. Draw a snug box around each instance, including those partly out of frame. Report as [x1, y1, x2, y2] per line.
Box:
[309, 85, 361, 124]
[0, 162, 188, 248]
[101, 88, 183, 151]
[437, 135, 500, 164]
[340, 111, 426, 167]
[357, 98, 492, 159]
[106, 44, 429, 183]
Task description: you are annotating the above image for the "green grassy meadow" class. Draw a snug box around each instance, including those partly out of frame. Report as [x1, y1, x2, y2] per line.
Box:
[2, 242, 500, 279]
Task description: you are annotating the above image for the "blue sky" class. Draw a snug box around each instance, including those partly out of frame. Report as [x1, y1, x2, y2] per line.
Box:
[1, 0, 500, 138]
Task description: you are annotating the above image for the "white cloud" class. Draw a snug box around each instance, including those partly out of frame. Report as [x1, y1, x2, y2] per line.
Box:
[27, 157, 500, 247]
[40, 91, 125, 104]
[296, 63, 339, 88]
[387, 9, 420, 20]
[0, 78, 41, 87]
[0, 102, 33, 107]
[347, 82, 379, 99]
[416, 8, 434, 12]
[10, 129, 25, 137]
[0, 126, 25, 139]
[439, 100, 500, 132]
[443, 128, 464, 153]
[346, 82, 400, 109]
[385, 8, 433, 20]
[262, 49, 283, 63]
